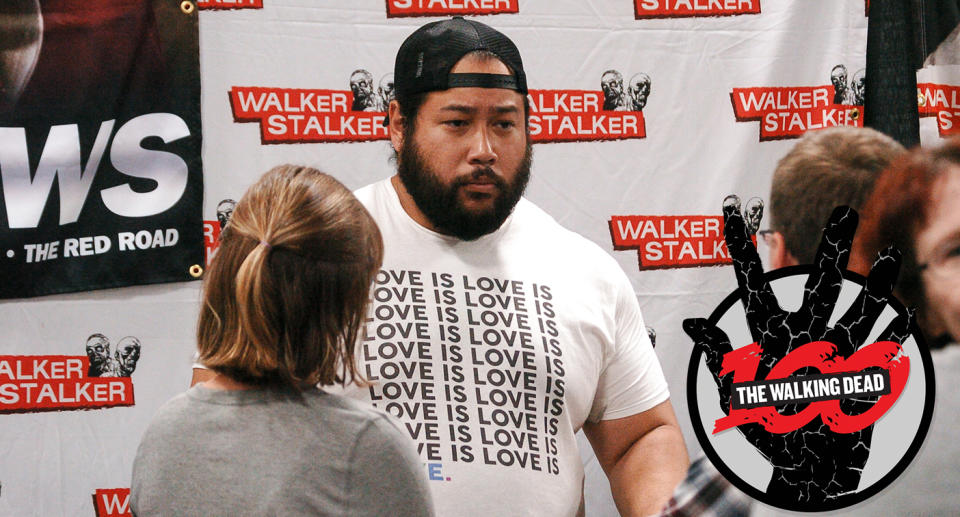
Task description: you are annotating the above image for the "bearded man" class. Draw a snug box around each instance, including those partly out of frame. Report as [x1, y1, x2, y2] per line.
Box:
[351, 17, 686, 517]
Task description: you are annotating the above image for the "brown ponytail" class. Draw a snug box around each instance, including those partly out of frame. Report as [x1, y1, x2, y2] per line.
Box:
[197, 165, 382, 387]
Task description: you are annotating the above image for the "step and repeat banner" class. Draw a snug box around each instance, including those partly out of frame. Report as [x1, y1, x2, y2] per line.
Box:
[1, 1, 956, 515]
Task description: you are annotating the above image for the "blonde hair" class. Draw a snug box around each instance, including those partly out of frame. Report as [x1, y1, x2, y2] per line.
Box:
[197, 165, 382, 387]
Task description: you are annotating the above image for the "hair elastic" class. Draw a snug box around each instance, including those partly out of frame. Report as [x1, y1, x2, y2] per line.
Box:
[260, 240, 271, 249]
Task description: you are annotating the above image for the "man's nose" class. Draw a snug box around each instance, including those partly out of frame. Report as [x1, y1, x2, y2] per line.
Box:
[467, 126, 497, 166]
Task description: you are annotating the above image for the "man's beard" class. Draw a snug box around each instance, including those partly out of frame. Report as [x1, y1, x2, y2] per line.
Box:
[397, 136, 532, 241]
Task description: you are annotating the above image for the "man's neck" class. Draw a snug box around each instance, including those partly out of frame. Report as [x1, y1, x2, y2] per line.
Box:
[391, 175, 444, 234]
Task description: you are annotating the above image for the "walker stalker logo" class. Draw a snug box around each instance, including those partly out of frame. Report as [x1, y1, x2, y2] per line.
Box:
[918, 83, 960, 137]
[685, 204, 935, 512]
[230, 69, 394, 143]
[529, 89, 645, 142]
[230, 87, 387, 143]
[634, 0, 760, 19]
[611, 216, 730, 269]
[530, 70, 651, 142]
[731, 86, 863, 140]
[731, 67, 866, 140]
[0, 334, 140, 413]
[610, 197, 763, 270]
[386, 0, 519, 17]
[197, 0, 263, 9]
[92, 488, 131, 517]
[0, 356, 134, 412]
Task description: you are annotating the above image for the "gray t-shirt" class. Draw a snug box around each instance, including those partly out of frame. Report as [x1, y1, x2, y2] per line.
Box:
[131, 384, 434, 517]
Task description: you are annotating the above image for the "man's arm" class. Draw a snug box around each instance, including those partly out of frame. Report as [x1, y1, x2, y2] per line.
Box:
[582, 400, 688, 517]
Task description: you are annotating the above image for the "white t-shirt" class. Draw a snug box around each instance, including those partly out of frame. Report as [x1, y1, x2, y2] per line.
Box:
[334, 178, 669, 517]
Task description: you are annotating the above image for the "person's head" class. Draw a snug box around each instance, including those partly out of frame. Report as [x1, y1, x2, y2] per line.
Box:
[628, 72, 651, 110]
[216, 199, 236, 229]
[851, 138, 960, 347]
[197, 165, 383, 388]
[830, 64, 848, 91]
[114, 336, 141, 377]
[387, 17, 532, 241]
[350, 69, 375, 102]
[85, 333, 110, 374]
[601, 70, 624, 106]
[766, 126, 905, 268]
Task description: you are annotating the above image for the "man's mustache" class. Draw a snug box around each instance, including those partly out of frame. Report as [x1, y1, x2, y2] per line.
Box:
[453, 168, 508, 189]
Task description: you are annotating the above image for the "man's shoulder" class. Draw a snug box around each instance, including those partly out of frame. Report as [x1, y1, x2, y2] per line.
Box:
[352, 178, 390, 208]
[513, 198, 621, 267]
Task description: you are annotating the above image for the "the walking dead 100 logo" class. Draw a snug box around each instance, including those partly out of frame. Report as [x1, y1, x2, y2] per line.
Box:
[684, 202, 935, 512]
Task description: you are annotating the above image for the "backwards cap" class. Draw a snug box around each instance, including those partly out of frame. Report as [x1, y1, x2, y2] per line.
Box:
[393, 16, 528, 99]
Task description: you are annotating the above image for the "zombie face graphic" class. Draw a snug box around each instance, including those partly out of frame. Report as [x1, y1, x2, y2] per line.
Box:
[628, 72, 651, 110]
[114, 336, 141, 377]
[851, 69, 866, 106]
[349, 69, 378, 111]
[600, 70, 626, 111]
[744, 197, 765, 236]
[216, 199, 236, 230]
[85, 334, 111, 377]
[379, 73, 395, 108]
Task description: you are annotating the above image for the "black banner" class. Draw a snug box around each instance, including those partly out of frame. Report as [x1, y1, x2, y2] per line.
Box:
[0, 0, 203, 298]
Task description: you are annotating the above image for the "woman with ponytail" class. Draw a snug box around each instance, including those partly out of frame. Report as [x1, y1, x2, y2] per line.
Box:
[130, 165, 434, 516]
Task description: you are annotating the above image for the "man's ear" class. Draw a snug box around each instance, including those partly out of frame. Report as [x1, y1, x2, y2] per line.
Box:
[767, 231, 798, 269]
[388, 100, 405, 154]
[921, 303, 950, 342]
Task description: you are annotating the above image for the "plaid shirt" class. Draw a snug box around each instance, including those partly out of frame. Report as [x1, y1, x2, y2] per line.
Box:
[658, 456, 753, 517]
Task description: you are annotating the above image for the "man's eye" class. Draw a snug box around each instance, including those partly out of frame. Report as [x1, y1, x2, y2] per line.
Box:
[496, 121, 516, 129]
[444, 120, 467, 127]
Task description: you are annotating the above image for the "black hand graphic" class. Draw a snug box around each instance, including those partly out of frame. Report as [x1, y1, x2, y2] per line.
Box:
[684, 200, 911, 504]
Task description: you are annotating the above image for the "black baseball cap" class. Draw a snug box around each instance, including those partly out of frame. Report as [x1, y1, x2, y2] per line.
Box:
[393, 17, 528, 100]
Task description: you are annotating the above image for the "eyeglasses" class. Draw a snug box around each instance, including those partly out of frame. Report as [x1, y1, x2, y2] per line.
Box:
[919, 242, 960, 279]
